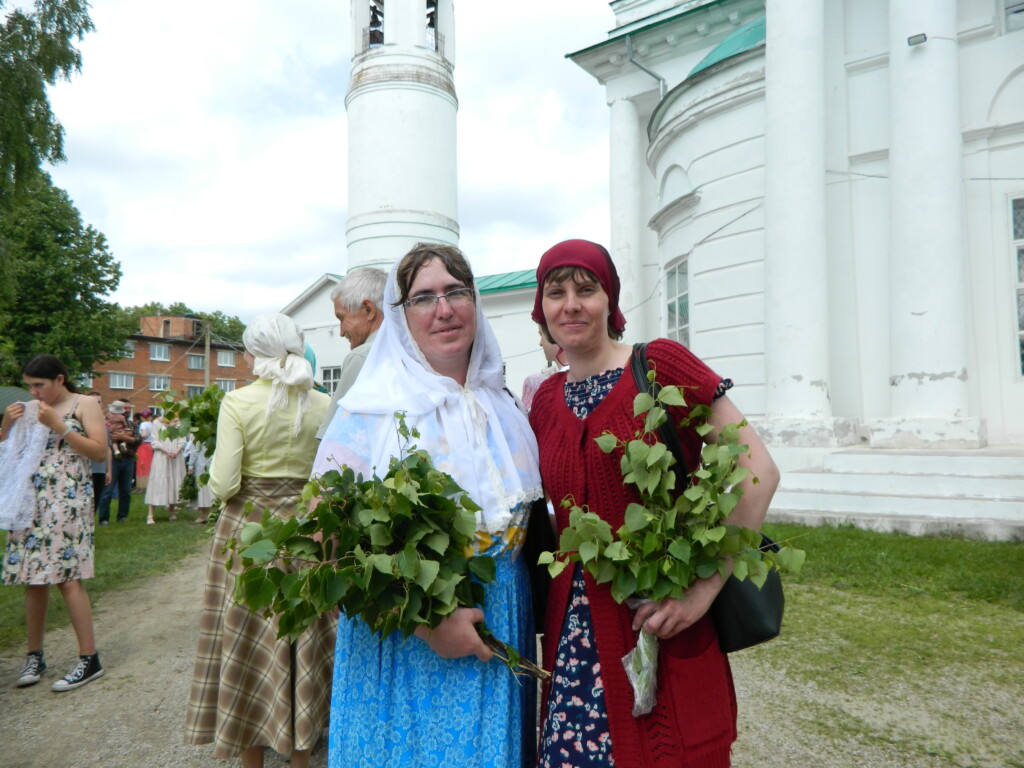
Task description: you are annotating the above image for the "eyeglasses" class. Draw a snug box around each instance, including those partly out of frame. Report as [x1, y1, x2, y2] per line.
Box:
[403, 287, 475, 313]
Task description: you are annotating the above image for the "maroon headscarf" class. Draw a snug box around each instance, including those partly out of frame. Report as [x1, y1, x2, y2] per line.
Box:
[531, 239, 627, 335]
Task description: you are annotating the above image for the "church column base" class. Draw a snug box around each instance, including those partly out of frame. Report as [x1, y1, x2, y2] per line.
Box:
[755, 417, 861, 448]
[867, 417, 987, 449]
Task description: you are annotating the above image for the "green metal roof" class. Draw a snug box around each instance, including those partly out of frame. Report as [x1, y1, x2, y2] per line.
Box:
[476, 269, 537, 295]
[688, 14, 765, 78]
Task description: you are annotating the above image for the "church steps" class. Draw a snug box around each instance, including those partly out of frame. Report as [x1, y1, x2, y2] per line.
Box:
[768, 449, 1024, 541]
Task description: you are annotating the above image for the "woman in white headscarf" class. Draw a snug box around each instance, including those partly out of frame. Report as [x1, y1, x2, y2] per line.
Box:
[314, 244, 544, 768]
[185, 314, 334, 768]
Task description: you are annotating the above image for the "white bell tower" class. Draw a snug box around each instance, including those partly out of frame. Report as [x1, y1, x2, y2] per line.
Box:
[345, 0, 459, 271]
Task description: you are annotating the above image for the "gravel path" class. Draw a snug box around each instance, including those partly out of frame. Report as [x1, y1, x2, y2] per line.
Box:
[0, 547, 1008, 767]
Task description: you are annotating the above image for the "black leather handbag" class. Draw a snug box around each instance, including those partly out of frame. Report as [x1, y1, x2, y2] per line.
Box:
[629, 343, 783, 653]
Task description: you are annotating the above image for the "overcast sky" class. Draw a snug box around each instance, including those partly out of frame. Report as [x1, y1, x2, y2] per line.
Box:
[44, 1, 614, 322]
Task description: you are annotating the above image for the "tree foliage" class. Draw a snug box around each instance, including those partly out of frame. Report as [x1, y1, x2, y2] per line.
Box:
[0, 0, 94, 204]
[125, 302, 247, 343]
[0, 171, 135, 384]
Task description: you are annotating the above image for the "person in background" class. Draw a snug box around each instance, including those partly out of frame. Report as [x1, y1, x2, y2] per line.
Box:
[95, 399, 138, 525]
[85, 392, 112, 519]
[315, 266, 387, 441]
[104, 401, 132, 459]
[185, 313, 333, 768]
[521, 324, 568, 412]
[135, 408, 155, 491]
[183, 434, 215, 525]
[0, 355, 108, 691]
[528, 239, 780, 767]
[145, 416, 185, 524]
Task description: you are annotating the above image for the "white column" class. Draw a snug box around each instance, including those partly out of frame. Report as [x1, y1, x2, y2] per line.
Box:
[345, 0, 460, 271]
[761, 0, 856, 447]
[609, 97, 646, 341]
[873, 0, 983, 447]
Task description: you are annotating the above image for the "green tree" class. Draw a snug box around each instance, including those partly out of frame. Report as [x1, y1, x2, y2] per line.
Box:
[0, 171, 135, 384]
[0, 0, 93, 204]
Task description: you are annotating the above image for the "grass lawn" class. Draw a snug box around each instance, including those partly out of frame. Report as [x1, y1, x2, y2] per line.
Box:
[750, 522, 1024, 767]
[0, 493, 212, 650]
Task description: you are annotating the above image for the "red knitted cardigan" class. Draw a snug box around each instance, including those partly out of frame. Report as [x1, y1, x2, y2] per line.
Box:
[529, 339, 737, 768]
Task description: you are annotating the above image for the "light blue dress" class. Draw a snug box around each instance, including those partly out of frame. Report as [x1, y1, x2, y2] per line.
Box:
[328, 533, 534, 766]
[319, 411, 540, 768]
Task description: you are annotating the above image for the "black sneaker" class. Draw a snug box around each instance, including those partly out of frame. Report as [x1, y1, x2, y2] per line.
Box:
[51, 653, 104, 692]
[15, 652, 46, 687]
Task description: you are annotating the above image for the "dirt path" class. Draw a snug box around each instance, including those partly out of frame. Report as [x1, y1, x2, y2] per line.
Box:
[0, 548, 1008, 767]
[0, 548, 325, 768]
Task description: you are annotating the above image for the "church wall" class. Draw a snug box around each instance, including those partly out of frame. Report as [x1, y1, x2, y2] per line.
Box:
[648, 57, 768, 416]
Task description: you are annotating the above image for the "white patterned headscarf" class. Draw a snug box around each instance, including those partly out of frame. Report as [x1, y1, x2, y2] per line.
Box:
[242, 313, 314, 436]
[317, 256, 543, 535]
[0, 400, 50, 531]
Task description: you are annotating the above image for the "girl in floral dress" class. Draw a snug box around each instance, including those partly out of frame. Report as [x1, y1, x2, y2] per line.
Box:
[0, 354, 109, 691]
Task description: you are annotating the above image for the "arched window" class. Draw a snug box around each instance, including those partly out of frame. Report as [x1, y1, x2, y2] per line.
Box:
[369, 0, 384, 46]
[665, 257, 689, 346]
[1013, 198, 1024, 373]
[425, 0, 438, 51]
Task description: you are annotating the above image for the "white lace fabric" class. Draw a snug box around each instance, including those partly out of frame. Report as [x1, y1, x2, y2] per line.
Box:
[0, 401, 51, 531]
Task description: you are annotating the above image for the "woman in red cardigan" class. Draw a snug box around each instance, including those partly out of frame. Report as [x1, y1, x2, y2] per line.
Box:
[528, 239, 780, 768]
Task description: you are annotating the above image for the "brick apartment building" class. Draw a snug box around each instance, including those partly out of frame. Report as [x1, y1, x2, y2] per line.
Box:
[86, 315, 252, 414]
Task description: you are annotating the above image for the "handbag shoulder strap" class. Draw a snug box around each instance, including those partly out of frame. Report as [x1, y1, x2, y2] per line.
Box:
[630, 343, 779, 555]
[629, 342, 685, 468]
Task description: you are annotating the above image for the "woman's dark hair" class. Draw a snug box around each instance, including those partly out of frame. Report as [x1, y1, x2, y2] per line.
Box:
[393, 243, 475, 307]
[22, 354, 77, 393]
[539, 266, 624, 342]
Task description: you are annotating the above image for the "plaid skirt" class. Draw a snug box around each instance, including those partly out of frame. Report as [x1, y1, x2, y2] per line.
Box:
[184, 477, 336, 757]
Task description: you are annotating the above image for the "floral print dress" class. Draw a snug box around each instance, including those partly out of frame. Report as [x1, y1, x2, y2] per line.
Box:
[538, 368, 624, 767]
[2, 404, 94, 585]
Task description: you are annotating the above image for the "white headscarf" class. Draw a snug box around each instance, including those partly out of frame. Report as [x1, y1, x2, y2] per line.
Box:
[0, 400, 50, 531]
[322, 258, 543, 535]
[242, 313, 314, 435]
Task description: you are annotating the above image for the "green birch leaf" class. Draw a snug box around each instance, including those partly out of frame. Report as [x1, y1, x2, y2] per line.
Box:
[415, 559, 440, 590]
[240, 539, 278, 564]
[579, 540, 599, 563]
[594, 433, 619, 453]
[657, 386, 687, 407]
[633, 392, 655, 417]
[624, 503, 649, 532]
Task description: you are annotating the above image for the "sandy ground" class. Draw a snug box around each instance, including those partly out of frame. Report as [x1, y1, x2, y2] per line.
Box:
[0, 547, 1016, 768]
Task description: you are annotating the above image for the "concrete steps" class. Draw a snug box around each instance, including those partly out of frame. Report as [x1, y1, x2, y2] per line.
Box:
[769, 448, 1024, 540]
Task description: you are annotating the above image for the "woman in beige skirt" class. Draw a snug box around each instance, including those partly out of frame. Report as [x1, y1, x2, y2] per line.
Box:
[184, 314, 334, 768]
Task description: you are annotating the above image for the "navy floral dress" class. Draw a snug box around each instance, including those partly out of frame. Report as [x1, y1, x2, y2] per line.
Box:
[2, 404, 94, 585]
[538, 369, 623, 767]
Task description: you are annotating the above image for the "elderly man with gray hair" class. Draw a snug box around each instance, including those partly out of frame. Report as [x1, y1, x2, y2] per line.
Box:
[316, 266, 387, 440]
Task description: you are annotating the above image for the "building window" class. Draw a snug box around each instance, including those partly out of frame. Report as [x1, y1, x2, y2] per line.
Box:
[122, 342, 135, 359]
[217, 349, 236, 367]
[77, 373, 94, 389]
[1008, 1, 1024, 32]
[1014, 198, 1024, 374]
[665, 258, 690, 346]
[216, 379, 236, 392]
[322, 366, 342, 394]
[150, 343, 170, 361]
[426, 0, 437, 49]
[187, 354, 205, 370]
[109, 372, 134, 390]
[368, 0, 383, 46]
[187, 385, 205, 398]
[149, 374, 170, 392]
